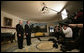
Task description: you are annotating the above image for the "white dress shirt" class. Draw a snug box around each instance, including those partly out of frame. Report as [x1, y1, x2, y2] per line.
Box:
[62, 27, 73, 38]
[27, 24, 30, 28]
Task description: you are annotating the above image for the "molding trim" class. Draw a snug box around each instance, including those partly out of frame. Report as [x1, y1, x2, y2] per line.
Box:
[1, 26, 16, 29]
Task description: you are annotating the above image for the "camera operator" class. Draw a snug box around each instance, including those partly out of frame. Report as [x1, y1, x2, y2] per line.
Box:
[54, 25, 65, 41]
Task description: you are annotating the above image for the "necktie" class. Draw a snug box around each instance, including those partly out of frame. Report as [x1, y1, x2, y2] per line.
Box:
[28, 24, 30, 28]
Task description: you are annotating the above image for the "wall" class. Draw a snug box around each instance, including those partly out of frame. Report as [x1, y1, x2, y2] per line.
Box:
[1, 10, 25, 41]
[1, 10, 57, 41]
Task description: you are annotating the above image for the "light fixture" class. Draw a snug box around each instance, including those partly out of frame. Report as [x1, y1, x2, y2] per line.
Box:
[41, 2, 59, 13]
[61, 9, 68, 20]
[41, 2, 68, 15]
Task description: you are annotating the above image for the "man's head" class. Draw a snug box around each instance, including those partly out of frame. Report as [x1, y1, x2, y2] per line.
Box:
[62, 23, 68, 30]
[74, 9, 83, 20]
[19, 20, 23, 25]
[63, 25, 68, 30]
[26, 21, 30, 24]
[55, 25, 59, 28]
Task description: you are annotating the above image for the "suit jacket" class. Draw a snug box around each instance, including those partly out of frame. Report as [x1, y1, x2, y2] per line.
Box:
[16, 24, 24, 35]
[25, 24, 31, 34]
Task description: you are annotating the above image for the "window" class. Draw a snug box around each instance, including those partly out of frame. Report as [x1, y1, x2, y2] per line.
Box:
[49, 26, 54, 32]
[61, 9, 68, 20]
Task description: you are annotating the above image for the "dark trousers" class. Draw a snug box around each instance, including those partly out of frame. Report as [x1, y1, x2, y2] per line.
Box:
[54, 32, 59, 40]
[80, 29, 83, 52]
[17, 34, 23, 49]
[63, 38, 72, 45]
[26, 33, 31, 45]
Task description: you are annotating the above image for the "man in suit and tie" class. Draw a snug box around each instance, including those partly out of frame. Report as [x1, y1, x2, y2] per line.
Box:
[16, 20, 24, 49]
[25, 21, 32, 46]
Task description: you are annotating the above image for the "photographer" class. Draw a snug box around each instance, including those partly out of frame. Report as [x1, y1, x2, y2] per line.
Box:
[54, 25, 60, 40]
[54, 25, 65, 41]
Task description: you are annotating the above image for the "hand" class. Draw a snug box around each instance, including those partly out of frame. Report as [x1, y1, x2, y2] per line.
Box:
[19, 34, 21, 37]
[26, 33, 28, 35]
[70, 41, 74, 43]
[24, 33, 25, 35]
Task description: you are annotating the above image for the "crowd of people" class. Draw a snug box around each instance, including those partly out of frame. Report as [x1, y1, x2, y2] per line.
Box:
[53, 8, 83, 52]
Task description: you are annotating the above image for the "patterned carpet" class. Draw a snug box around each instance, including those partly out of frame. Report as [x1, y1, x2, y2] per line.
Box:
[36, 41, 54, 50]
[1, 37, 80, 52]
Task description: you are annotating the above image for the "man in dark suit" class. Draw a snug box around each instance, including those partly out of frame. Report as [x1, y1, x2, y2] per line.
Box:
[25, 21, 32, 46]
[16, 20, 24, 49]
